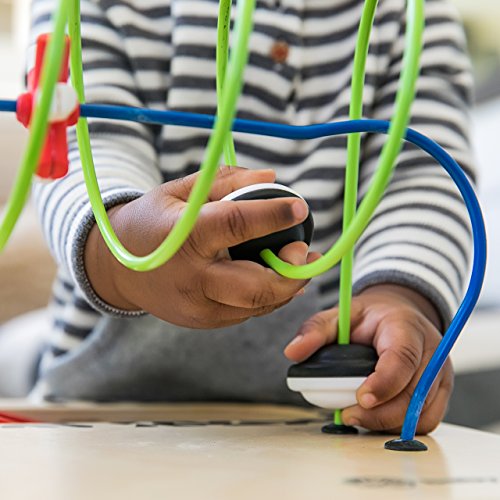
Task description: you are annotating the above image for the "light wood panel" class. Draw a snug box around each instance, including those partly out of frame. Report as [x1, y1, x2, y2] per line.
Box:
[0, 400, 327, 424]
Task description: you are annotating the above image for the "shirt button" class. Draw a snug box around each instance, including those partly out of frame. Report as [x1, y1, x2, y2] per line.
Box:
[270, 40, 289, 65]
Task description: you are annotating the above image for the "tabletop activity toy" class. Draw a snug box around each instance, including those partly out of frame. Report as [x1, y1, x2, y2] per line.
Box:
[0, 0, 488, 451]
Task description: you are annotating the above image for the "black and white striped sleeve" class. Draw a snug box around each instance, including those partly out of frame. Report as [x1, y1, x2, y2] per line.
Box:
[352, 0, 475, 327]
[30, 0, 163, 315]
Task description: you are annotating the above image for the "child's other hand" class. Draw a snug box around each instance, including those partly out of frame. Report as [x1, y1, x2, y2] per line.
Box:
[85, 166, 318, 328]
[284, 284, 453, 434]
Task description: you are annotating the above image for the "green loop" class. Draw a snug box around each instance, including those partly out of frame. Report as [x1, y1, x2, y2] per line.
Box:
[68, 0, 255, 271]
[217, 0, 238, 166]
[337, 0, 379, 345]
[0, 0, 69, 251]
[261, 0, 424, 279]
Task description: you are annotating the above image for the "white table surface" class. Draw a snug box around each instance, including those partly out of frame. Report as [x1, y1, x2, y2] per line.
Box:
[0, 402, 499, 500]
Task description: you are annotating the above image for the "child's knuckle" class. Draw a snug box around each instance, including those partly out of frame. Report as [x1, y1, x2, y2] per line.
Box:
[304, 312, 330, 333]
[249, 287, 276, 308]
[225, 204, 248, 242]
[394, 343, 420, 373]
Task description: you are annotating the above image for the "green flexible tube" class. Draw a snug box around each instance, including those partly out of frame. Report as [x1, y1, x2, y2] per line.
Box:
[0, 0, 69, 251]
[68, 0, 255, 271]
[261, 0, 424, 279]
[217, 0, 238, 166]
[338, 0, 379, 346]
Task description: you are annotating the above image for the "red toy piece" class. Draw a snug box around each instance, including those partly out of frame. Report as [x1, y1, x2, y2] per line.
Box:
[0, 411, 38, 424]
[16, 34, 80, 180]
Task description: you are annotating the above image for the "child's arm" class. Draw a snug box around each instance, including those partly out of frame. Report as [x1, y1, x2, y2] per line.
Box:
[286, 0, 472, 433]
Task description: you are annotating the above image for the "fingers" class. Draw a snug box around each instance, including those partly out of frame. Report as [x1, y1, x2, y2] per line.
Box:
[342, 359, 453, 433]
[277, 241, 317, 300]
[193, 300, 288, 328]
[284, 283, 357, 362]
[306, 251, 323, 264]
[208, 166, 276, 201]
[163, 165, 310, 256]
[277, 242, 322, 267]
[200, 242, 315, 324]
[342, 331, 452, 434]
[194, 243, 312, 327]
[277, 241, 309, 266]
[201, 259, 309, 310]
[415, 366, 454, 434]
[196, 196, 309, 254]
[162, 165, 276, 202]
[352, 315, 426, 409]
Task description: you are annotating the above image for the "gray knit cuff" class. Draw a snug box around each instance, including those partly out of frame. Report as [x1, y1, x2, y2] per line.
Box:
[70, 190, 146, 318]
[352, 270, 455, 331]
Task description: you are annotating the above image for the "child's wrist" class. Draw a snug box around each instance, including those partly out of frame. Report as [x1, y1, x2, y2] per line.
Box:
[84, 204, 139, 311]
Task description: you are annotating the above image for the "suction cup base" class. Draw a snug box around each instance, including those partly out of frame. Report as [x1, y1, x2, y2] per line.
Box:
[384, 438, 428, 452]
[321, 423, 359, 435]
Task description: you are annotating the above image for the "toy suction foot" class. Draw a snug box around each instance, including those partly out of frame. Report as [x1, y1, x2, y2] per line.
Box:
[221, 183, 314, 266]
[384, 438, 428, 452]
[287, 344, 378, 410]
[321, 423, 359, 435]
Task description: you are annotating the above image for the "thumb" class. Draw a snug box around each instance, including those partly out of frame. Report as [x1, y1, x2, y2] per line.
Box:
[284, 308, 339, 362]
[284, 297, 364, 362]
[351, 314, 425, 409]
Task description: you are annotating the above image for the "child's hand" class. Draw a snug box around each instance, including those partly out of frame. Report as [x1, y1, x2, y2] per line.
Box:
[84, 166, 318, 328]
[284, 284, 453, 434]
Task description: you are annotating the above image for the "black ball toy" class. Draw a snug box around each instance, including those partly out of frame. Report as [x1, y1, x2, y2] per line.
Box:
[221, 183, 314, 265]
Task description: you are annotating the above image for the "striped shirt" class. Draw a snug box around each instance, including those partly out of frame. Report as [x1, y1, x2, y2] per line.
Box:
[30, 0, 474, 365]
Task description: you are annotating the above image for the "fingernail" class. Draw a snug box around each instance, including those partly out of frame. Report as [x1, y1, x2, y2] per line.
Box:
[360, 393, 377, 409]
[287, 335, 304, 347]
[344, 418, 360, 427]
[292, 200, 308, 220]
[294, 288, 306, 297]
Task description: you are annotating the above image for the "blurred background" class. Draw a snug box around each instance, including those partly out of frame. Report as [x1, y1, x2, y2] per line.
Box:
[0, 0, 499, 429]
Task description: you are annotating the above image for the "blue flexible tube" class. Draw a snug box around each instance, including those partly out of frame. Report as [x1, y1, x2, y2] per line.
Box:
[0, 100, 17, 113]
[0, 99, 487, 440]
[397, 131, 486, 439]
